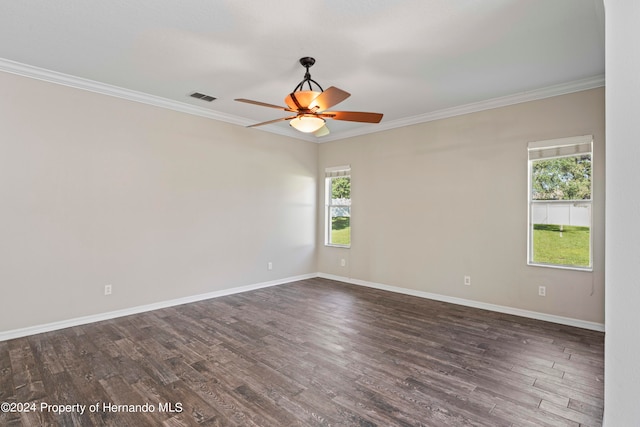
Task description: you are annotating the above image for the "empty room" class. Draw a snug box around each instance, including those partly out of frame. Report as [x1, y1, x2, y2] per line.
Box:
[1, 1, 638, 426]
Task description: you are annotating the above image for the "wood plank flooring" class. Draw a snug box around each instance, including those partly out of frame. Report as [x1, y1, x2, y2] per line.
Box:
[0, 278, 604, 426]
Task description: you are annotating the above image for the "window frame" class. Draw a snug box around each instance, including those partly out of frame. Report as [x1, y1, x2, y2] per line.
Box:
[527, 136, 593, 271]
[325, 166, 351, 248]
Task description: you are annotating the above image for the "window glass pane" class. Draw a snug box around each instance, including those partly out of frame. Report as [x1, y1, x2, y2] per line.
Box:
[532, 223, 591, 267]
[326, 176, 351, 246]
[530, 154, 592, 269]
[330, 206, 350, 246]
[331, 177, 351, 204]
[531, 155, 591, 201]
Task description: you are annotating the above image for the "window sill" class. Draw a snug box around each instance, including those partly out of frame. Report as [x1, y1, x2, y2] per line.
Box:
[527, 262, 593, 272]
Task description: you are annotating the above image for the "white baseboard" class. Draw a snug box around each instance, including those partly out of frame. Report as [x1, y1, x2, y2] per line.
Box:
[0, 273, 317, 342]
[1, 271, 604, 341]
[318, 273, 605, 332]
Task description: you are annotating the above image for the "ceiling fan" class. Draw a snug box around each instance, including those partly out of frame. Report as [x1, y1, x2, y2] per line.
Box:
[235, 57, 383, 137]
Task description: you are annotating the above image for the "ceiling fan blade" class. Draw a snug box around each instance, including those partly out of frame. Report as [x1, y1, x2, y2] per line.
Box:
[235, 98, 295, 112]
[321, 111, 383, 123]
[314, 125, 330, 137]
[247, 116, 297, 128]
[310, 86, 350, 111]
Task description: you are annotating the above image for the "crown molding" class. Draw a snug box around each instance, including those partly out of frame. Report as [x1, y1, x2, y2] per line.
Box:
[0, 57, 253, 126]
[318, 74, 606, 142]
[0, 58, 604, 143]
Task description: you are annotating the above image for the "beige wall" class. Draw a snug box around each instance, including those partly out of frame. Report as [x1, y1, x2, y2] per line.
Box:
[0, 67, 605, 334]
[0, 71, 318, 332]
[318, 88, 605, 324]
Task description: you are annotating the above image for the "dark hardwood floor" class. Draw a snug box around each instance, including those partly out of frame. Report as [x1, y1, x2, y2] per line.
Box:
[0, 278, 604, 426]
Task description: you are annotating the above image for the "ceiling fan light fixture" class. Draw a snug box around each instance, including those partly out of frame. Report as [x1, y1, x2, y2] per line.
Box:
[289, 115, 325, 133]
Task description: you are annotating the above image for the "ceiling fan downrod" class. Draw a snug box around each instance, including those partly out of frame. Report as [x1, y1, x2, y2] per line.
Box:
[292, 57, 324, 93]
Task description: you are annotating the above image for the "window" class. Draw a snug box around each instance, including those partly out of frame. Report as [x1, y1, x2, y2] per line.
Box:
[528, 136, 593, 270]
[325, 166, 351, 247]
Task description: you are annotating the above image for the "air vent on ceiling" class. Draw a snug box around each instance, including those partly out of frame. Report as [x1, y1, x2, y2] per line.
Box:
[190, 92, 216, 102]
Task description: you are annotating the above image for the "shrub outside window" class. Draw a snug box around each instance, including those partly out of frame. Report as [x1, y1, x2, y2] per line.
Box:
[528, 136, 593, 270]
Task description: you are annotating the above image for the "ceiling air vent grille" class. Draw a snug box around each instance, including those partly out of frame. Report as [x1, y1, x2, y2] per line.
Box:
[190, 92, 216, 102]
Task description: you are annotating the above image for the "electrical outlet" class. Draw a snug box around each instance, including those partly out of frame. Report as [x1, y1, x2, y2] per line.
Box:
[104, 284, 112, 296]
[268, 262, 273, 271]
[538, 286, 546, 297]
[340, 258, 346, 267]
[464, 276, 471, 286]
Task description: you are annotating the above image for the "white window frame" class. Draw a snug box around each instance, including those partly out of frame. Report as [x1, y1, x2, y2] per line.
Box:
[527, 135, 593, 271]
[325, 165, 351, 248]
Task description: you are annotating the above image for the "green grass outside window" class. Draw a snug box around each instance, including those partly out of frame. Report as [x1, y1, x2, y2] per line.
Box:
[331, 217, 350, 245]
[532, 224, 590, 267]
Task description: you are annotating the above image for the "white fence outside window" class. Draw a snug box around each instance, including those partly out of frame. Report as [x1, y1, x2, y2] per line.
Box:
[531, 200, 591, 227]
[331, 198, 351, 217]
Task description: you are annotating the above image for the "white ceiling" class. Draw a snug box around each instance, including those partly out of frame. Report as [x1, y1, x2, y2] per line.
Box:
[0, 0, 605, 142]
